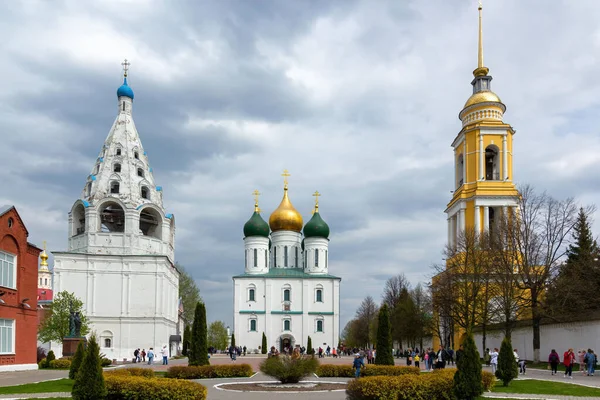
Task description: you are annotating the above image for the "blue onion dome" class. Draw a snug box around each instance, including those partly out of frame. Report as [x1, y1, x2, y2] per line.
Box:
[303, 207, 330, 239]
[117, 77, 134, 99]
[243, 210, 270, 238]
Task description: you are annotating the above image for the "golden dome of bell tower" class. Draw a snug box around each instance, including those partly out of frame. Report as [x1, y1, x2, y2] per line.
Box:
[269, 170, 303, 233]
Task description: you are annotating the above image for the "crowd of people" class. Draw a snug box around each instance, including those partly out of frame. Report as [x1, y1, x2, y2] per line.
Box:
[131, 345, 169, 365]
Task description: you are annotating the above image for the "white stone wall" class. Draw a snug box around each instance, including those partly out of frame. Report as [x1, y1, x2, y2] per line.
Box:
[53, 252, 179, 360]
[473, 321, 600, 361]
[233, 277, 340, 352]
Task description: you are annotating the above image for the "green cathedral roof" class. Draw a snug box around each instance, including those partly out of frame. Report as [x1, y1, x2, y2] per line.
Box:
[303, 210, 330, 239]
[243, 211, 270, 238]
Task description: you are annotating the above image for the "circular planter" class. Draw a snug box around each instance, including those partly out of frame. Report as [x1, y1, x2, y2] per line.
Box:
[215, 380, 347, 393]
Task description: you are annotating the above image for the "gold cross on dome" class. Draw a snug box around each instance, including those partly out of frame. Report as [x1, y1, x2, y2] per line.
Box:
[43, 240, 47, 251]
[121, 59, 131, 77]
[312, 190, 321, 214]
[282, 169, 291, 188]
[252, 189, 261, 206]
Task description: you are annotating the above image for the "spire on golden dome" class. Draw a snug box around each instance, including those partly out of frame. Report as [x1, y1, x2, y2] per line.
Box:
[269, 170, 303, 232]
[473, 0, 489, 78]
[39, 241, 50, 272]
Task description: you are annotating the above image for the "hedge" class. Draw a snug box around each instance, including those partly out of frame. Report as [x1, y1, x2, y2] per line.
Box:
[105, 367, 155, 378]
[317, 364, 420, 377]
[346, 369, 496, 400]
[166, 364, 253, 379]
[48, 359, 72, 369]
[105, 375, 207, 400]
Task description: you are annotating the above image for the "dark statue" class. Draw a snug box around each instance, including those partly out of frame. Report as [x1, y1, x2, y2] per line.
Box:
[74, 312, 82, 337]
[68, 301, 82, 337]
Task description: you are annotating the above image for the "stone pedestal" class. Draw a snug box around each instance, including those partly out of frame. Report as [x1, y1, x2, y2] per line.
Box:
[62, 337, 87, 357]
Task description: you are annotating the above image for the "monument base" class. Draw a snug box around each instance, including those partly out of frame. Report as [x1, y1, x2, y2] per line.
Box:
[62, 337, 87, 357]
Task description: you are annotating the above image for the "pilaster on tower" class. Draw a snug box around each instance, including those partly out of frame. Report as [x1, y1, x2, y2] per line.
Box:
[445, 2, 518, 247]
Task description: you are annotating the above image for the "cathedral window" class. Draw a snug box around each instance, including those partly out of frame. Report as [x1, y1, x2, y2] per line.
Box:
[325, 250, 328, 269]
[113, 163, 121, 173]
[489, 207, 496, 236]
[295, 247, 298, 268]
[44, 278, 48, 285]
[249, 288, 255, 302]
[316, 319, 324, 333]
[116, 148, 121, 156]
[249, 319, 257, 332]
[253, 249, 257, 267]
[265, 249, 268, 269]
[0, 251, 16, 290]
[316, 288, 323, 302]
[315, 250, 319, 267]
[72, 203, 86, 236]
[86, 182, 92, 198]
[105, 338, 112, 348]
[122, 102, 126, 112]
[274, 247, 277, 268]
[139, 208, 162, 239]
[141, 186, 149, 199]
[134, 151, 139, 159]
[137, 168, 144, 177]
[283, 319, 291, 331]
[283, 289, 290, 302]
[485, 145, 500, 180]
[100, 330, 113, 348]
[39, 278, 42, 286]
[110, 182, 120, 194]
[284, 246, 288, 267]
[456, 153, 464, 187]
[99, 202, 125, 233]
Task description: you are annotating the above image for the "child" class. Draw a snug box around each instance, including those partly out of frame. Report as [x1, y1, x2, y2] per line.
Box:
[414, 353, 420, 369]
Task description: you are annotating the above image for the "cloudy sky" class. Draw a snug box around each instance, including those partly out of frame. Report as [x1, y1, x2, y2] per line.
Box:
[3, 0, 600, 328]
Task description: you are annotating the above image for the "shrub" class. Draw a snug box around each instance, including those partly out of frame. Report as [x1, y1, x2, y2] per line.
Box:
[105, 375, 207, 400]
[72, 334, 107, 400]
[481, 370, 497, 391]
[38, 359, 47, 369]
[70, 341, 85, 379]
[260, 355, 318, 384]
[49, 359, 72, 369]
[37, 346, 47, 363]
[189, 302, 209, 366]
[166, 364, 253, 379]
[496, 336, 518, 386]
[375, 304, 394, 365]
[316, 364, 420, 378]
[307, 336, 313, 355]
[230, 333, 236, 348]
[105, 367, 155, 378]
[182, 324, 191, 357]
[453, 333, 483, 400]
[45, 350, 56, 369]
[261, 332, 267, 354]
[101, 358, 112, 367]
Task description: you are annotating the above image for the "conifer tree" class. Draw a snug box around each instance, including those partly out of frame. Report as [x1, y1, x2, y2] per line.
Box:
[496, 336, 518, 386]
[72, 334, 106, 400]
[44, 350, 56, 369]
[307, 336, 313, 355]
[69, 341, 85, 380]
[375, 304, 394, 365]
[261, 332, 267, 354]
[231, 333, 236, 348]
[189, 302, 209, 366]
[182, 325, 191, 356]
[453, 333, 483, 399]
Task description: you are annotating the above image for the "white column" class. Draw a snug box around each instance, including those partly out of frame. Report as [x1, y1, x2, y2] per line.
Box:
[447, 218, 453, 247]
[483, 206, 490, 232]
[459, 209, 466, 232]
[502, 135, 508, 180]
[474, 206, 480, 235]
[454, 215, 459, 244]
[479, 135, 484, 180]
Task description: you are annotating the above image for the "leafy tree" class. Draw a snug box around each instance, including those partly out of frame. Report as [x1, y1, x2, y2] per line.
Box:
[38, 291, 90, 343]
[262, 332, 267, 354]
[177, 263, 202, 326]
[188, 302, 209, 366]
[453, 333, 483, 400]
[72, 334, 106, 400]
[207, 321, 229, 351]
[69, 341, 85, 379]
[307, 336, 313, 355]
[182, 325, 191, 356]
[375, 304, 394, 365]
[496, 336, 518, 386]
[231, 333, 236, 348]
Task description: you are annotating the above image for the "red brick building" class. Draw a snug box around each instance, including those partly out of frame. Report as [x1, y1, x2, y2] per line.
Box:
[0, 206, 41, 371]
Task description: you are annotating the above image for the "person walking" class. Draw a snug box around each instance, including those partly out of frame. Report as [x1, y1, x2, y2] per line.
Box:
[585, 349, 595, 376]
[578, 350, 586, 373]
[161, 345, 169, 365]
[548, 349, 559, 375]
[563, 348, 575, 379]
[490, 348, 499, 375]
[141, 349, 146, 363]
[147, 348, 154, 365]
[353, 353, 365, 378]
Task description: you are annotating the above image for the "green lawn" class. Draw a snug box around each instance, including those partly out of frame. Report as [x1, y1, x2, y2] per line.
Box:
[0, 379, 73, 395]
[493, 379, 600, 397]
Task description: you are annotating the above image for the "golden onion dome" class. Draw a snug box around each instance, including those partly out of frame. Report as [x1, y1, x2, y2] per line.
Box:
[39, 241, 50, 273]
[464, 90, 502, 109]
[269, 187, 303, 233]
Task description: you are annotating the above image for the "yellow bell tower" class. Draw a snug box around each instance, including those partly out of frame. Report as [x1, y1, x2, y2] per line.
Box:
[446, 1, 518, 245]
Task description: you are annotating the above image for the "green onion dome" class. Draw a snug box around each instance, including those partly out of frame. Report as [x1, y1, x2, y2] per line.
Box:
[303, 208, 330, 239]
[243, 209, 270, 238]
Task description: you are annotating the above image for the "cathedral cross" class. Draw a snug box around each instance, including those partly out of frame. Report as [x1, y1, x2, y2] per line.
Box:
[121, 59, 131, 77]
[282, 169, 291, 189]
[43, 240, 47, 251]
[312, 190, 321, 214]
[252, 189, 261, 212]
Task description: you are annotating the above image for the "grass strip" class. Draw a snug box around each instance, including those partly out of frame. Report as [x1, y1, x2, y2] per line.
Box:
[0, 379, 73, 395]
[493, 379, 600, 397]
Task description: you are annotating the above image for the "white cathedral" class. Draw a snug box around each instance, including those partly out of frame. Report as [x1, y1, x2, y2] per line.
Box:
[233, 177, 341, 352]
[52, 62, 180, 360]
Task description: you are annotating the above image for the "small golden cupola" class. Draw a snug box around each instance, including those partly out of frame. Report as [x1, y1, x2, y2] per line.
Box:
[460, 1, 505, 123]
[39, 241, 50, 273]
[269, 170, 303, 233]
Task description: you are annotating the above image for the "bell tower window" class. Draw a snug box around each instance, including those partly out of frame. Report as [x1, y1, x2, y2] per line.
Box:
[457, 153, 464, 187]
[485, 145, 500, 180]
[134, 151, 139, 159]
[116, 148, 121, 156]
[113, 163, 121, 173]
[141, 186, 149, 199]
[137, 168, 144, 177]
[110, 182, 120, 194]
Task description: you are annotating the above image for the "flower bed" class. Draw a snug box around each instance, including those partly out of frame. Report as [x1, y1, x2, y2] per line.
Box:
[105, 375, 206, 400]
[346, 369, 496, 400]
[165, 364, 253, 379]
[317, 364, 420, 377]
